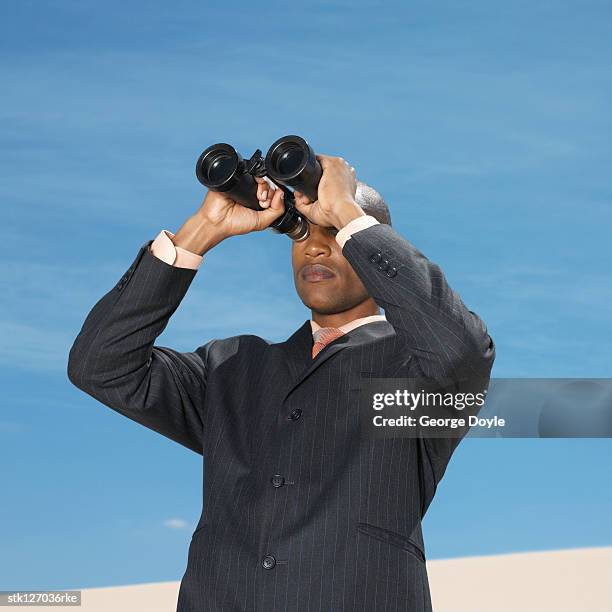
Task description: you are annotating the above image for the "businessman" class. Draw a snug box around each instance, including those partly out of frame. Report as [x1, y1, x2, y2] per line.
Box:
[67, 154, 495, 612]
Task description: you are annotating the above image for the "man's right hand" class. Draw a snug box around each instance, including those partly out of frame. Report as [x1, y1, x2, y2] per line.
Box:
[172, 181, 286, 255]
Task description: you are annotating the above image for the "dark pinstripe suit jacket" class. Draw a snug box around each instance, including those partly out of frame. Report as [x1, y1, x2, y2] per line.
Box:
[67, 223, 495, 612]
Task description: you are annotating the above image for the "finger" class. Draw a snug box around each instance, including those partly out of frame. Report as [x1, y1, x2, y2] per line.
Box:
[269, 186, 285, 210]
[293, 199, 308, 216]
[293, 200, 311, 223]
[293, 189, 312, 207]
[256, 178, 266, 202]
[257, 180, 269, 204]
[258, 177, 277, 206]
[315, 154, 332, 168]
[257, 198, 285, 230]
[266, 179, 278, 202]
[293, 200, 318, 224]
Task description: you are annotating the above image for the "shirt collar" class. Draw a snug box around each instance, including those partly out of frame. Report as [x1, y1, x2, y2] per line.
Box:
[310, 314, 387, 336]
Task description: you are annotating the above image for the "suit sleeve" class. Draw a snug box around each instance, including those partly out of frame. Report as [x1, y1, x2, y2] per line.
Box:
[67, 240, 211, 455]
[341, 223, 496, 513]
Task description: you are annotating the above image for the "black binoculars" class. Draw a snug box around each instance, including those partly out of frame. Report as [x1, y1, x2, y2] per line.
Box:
[195, 135, 322, 241]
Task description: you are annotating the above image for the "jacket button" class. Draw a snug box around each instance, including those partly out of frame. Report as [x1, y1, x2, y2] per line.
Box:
[288, 408, 302, 421]
[386, 266, 397, 278]
[378, 259, 390, 272]
[369, 252, 382, 264]
[271, 475, 285, 488]
[262, 554, 276, 569]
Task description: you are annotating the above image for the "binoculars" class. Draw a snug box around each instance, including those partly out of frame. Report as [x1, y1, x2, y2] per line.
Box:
[195, 135, 322, 241]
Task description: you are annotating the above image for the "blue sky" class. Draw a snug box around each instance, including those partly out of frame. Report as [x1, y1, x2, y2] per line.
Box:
[1, 0, 611, 590]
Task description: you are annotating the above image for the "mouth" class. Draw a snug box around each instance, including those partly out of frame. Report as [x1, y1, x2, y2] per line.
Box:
[300, 263, 337, 283]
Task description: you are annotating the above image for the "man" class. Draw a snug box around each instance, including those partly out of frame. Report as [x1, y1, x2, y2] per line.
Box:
[67, 154, 495, 611]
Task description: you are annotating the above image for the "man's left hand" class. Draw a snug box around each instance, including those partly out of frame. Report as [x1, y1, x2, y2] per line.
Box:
[293, 154, 366, 230]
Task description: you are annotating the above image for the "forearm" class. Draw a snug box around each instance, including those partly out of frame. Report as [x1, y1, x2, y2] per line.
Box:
[67, 243, 208, 453]
[340, 222, 495, 499]
[341, 223, 495, 380]
[172, 210, 226, 255]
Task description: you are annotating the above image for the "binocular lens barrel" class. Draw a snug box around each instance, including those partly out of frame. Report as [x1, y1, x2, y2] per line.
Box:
[196, 144, 260, 210]
[207, 153, 236, 184]
[197, 145, 238, 187]
[276, 146, 304, 175]
[272, 208, 310, 241]
[195, 142, 310, 241]
[265, 135, 322, 203]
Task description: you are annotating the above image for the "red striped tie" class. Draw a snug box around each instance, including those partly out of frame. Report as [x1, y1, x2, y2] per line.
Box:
[312, 327, 345, 359]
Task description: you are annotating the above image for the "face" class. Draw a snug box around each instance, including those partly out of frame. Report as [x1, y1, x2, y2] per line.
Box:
[292, 223, 371, 315]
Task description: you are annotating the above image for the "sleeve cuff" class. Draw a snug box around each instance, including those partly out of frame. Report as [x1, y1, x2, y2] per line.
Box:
[335, 215, 380, 249]
[149, 230, 204, 270]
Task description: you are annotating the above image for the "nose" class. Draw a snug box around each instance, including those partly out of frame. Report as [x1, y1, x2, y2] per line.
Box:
[304, 231, 332, 258]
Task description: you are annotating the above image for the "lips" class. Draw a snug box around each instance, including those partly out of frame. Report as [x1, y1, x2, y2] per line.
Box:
[301, 263, 336, 282]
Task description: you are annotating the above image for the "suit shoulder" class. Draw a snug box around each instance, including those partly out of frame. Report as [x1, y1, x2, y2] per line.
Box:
[195, 333, 271, 365]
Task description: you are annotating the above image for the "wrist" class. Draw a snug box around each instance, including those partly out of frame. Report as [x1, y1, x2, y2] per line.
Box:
[331, 200, 366, 229]
[173, 211, 226, 255]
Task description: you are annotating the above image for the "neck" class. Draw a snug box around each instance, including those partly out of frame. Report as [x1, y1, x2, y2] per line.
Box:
[311, 298, 380, 329]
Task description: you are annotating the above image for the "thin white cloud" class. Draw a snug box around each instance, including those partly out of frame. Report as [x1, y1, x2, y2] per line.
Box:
[163, 518, 188, 530]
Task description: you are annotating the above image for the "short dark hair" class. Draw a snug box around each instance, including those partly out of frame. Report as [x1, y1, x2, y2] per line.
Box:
[355, 180, 391, 225]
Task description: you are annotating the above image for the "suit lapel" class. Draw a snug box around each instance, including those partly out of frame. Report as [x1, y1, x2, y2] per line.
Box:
[275, 320, 394, 403]
[276, 320, 313, 381]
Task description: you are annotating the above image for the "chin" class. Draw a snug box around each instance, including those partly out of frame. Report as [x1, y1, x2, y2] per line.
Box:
[298, 292, 355, 316]
[302, 297, 334, 314]
[298, 293, 334, 314]
[295, 280, 367, 315]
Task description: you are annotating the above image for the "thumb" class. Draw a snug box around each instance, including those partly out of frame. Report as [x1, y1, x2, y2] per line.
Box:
[294, 199, 309, 216]
[293, 189, 313, 207]
[256, 190, 286, 229]
[315, 154, 331, 168]
[294, 199, 317, 225]
[294, 198, 317, 217]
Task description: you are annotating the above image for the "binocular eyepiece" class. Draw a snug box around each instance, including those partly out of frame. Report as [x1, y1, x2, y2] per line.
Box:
[196, 135, 322, 241]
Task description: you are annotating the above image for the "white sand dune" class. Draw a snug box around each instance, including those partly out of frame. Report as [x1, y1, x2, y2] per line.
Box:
[429, 546, 611, 612]
[31, 546, 611, 611]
